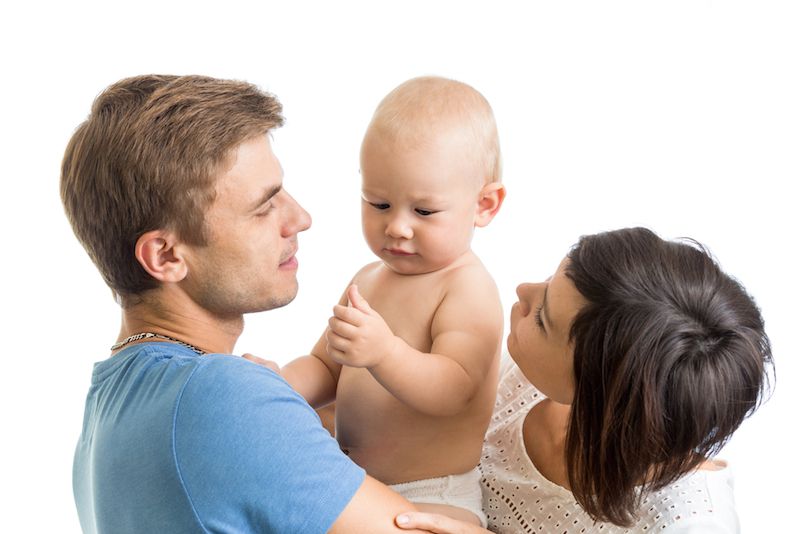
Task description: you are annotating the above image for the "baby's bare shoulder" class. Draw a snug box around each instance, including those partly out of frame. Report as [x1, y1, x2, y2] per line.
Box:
[435, 261, 502, 327]
[442, 256, 499, 297]
[350, 261, 385, 285]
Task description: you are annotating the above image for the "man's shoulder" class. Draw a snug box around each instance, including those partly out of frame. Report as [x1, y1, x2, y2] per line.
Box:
[107, 345, 288, 399]
[172, 355, 367, 534]
[178, 353, 299, 412]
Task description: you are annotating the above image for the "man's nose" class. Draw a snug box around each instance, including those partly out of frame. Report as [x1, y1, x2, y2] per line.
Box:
[283, 192, 312, 236]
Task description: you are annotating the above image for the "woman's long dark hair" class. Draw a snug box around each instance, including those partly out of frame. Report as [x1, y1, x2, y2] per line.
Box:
[564, 227, 772, 526]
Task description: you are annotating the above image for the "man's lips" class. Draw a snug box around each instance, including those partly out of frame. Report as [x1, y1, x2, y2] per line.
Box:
[279, 246, 299, 268]
[279, 255, 298, 269]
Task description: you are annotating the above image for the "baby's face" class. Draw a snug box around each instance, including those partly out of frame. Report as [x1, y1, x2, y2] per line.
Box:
[359, 130, 482, 275]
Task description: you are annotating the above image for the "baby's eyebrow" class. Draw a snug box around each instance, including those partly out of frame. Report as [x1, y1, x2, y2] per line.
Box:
[409, 194, 449, 206]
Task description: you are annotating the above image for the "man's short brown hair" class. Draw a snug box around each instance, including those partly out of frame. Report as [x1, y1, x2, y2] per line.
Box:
[61, 75, 284, 302]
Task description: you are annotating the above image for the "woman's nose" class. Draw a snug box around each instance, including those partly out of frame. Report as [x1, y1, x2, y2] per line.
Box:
[516, 282, 544, 316]
[516, 283, 534, 316]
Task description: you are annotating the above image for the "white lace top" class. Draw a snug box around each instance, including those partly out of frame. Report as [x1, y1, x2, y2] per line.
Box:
[479, 359, 740, 533]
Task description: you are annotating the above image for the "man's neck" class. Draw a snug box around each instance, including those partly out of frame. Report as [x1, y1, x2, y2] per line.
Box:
[116, 286, 243, 355]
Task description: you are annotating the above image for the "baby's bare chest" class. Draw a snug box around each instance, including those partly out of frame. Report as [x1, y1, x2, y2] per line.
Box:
[356, 274, 447, 352]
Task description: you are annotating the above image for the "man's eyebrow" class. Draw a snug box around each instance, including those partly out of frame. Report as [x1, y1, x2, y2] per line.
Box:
[250, 185, 282, 211]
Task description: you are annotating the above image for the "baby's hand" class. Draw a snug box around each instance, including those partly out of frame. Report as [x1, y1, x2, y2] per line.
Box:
[326, 285, 400, 368]
[242, 353, 281, 374]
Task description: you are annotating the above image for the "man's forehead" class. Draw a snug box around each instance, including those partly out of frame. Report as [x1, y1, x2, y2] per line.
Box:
[211, 135, 284, 207]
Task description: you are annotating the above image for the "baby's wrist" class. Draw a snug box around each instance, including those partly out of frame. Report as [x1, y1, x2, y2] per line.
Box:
[372, 335, 403, 371]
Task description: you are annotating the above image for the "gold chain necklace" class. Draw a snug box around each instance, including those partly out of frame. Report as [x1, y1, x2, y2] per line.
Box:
[110, 332, 206, 355]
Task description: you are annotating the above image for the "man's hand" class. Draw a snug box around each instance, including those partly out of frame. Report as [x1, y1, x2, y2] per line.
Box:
[326, 285, 400, 368]
[242, 353, 281, 374]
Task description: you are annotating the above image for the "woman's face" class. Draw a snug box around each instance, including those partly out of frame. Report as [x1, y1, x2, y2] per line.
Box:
[507, 257, 587, 404]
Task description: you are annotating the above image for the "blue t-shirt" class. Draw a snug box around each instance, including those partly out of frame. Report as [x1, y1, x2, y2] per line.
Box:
[73, 343, 365, 533]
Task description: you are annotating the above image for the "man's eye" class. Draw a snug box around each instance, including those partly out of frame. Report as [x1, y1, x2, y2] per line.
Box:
[371, 202, 390, 210]
[415, 208, 436, 216]
[256, 204, 274, 217]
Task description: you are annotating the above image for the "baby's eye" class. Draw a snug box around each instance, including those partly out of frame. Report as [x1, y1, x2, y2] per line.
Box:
[371, 202, 390, 210]
[415, 208, 437, 216]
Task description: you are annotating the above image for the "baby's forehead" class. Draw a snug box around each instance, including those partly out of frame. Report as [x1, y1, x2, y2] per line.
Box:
[372, 120, 470, 153]
[372, 105, 484, 143]
[371, 77, 492, 136]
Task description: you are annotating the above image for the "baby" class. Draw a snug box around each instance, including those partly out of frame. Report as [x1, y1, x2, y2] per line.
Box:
[282, 76, 505, 526]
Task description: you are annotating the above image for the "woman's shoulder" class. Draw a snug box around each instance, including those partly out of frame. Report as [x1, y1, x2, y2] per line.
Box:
[638, 463, 738, 533]
[492, 355, 546, 421]
[480, 459, 738, 534]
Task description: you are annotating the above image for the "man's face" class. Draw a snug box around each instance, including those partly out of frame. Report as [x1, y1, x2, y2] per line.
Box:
[181, 134, 311, 318]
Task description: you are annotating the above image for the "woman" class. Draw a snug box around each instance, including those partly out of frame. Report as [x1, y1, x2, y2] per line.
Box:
[396, 227, 772, 533]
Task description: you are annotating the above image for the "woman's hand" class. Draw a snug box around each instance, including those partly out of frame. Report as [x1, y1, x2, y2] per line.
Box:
[395, 512, 492, 534]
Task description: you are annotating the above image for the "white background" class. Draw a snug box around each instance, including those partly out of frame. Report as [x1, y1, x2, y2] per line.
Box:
[2, 1, 797, 531]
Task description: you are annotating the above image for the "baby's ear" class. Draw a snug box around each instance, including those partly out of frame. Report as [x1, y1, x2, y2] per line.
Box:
[475, 182, 506, 227]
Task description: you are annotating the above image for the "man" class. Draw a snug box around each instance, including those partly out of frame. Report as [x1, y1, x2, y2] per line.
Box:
[62, 75, 423, 533]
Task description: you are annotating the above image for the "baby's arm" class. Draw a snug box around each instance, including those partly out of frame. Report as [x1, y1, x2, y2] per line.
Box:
[328, 273, 502, 416]
[281, 292, 349, 408]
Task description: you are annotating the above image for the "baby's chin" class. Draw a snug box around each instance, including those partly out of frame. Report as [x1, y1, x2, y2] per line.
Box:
[380, 258, 443, 276]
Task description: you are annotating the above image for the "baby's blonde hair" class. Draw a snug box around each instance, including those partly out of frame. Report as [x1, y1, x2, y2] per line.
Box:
[366, 76, 502, 185]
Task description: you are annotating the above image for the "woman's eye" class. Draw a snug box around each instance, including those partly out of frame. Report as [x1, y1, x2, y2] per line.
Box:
[534, 305, 545, 329]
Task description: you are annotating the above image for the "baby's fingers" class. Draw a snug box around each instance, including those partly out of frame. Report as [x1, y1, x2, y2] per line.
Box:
[328, 316, 359, 339]
[332, 303, 364, 325]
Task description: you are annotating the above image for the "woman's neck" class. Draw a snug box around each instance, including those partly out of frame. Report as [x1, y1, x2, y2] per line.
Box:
[522, 398, 572, 489]
[522, 399, 724, 492]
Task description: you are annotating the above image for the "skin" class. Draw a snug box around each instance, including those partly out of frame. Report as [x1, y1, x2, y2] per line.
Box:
[506, 258, 585, 406]
[119, 134, 312, 354]
[282, 124, 506, 524]
[117, 134, 427, 533]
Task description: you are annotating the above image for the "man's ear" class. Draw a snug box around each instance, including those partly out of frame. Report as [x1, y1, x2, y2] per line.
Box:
[135, 230, 189, 283]
[475, 182, 506, 228]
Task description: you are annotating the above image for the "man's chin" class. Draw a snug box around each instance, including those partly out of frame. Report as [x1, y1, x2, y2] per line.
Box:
[255, 285, 299, 313]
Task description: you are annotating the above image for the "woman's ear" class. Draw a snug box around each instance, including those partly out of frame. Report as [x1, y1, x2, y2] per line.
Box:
[475, 182, 506, 228]
[134, 230, 188, 283]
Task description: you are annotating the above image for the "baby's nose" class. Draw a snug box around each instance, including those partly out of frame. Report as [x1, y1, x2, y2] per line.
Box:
[385, 215, 413, 239]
